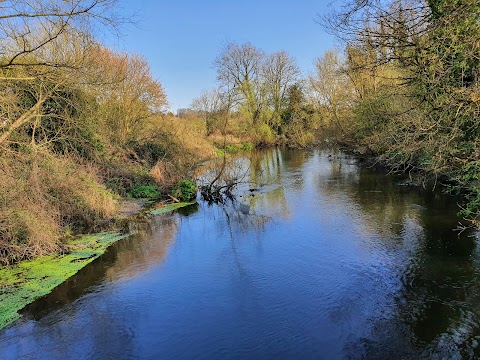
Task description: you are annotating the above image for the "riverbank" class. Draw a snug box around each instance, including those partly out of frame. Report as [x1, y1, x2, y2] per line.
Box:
[0, 133, 259, 331]
[0, 200, 195, 330]
[333, 139, 478, 222]
[0, 143, 310, 330]
[0, 232, 128, 329]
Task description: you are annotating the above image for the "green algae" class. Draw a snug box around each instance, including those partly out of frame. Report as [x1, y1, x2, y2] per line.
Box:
[0, 232, 128, 330]
[150, 201, 196, 215]
[0, 201, 195, 330]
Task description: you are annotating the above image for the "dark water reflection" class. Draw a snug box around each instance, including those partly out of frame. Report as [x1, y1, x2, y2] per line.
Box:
[1, 148, 480, 359]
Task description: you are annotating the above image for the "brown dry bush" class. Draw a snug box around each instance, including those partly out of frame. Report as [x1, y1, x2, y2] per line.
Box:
[0, 150, 118, 265]
[41, 154, 118, 228]
[150, 161, 181, 189]
[143, 115, 216, 188]
[207, 132, 250, 148]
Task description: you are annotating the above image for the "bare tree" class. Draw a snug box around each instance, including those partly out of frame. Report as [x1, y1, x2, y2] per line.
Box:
[214, 42, 265, 124]
[191, 87, 224, 135]
[0, 0, 124, 71]
[262, 50, 300, 128]
[0, 1, 128, 147]
[92, 50, 167, 144]
[319, 0, 432, 73]
[309, 50, 353, 132]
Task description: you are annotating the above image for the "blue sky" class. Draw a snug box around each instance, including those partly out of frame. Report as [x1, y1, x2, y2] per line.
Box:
[109, 1, 338, 112]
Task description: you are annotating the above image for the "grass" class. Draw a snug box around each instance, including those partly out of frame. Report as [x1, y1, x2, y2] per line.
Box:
[0, 232, 128, 330]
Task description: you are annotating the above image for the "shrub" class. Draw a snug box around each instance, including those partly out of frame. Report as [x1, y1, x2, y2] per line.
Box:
[129, 185, 161, 199]
[241, 142, 254, 152]
[129, 140, 166, 167]
[171, 179, 197, 202]
[224, 144, 237, 153]
[0, 150, 118, 264]
[255, 123, 276, 145]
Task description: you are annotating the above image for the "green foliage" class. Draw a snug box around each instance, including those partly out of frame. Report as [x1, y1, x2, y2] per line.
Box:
[225, 144, 236, 153]
[255, 123, 276, 145]
[0, 5, 216, 265]
[33, 86, 105, 160]
[352, 97, 389, 139]
[320, 0, 480, 225]
[104, 177, 126, 195]
[150, 201, 197, 215]
[129, 185, 161, 199]
[241, 142, 254, 152]
[214, 141, 255, 155]
[171, 179, 197, 202]
[454, 161, 480, 219]
[101, 158, 157, 197]
[0, 232, 128, 330]
[129, 139, 167, 167]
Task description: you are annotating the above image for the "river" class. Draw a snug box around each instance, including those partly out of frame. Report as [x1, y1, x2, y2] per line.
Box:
[1, 148, 480, 359]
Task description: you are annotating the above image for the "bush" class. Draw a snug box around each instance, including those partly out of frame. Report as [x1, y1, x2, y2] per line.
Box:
[241, 142, 254, 152]
[171, 179, 197, 202]
[129, 185, 161, 199]
[129, 140, 166, 167]
[215, 149, 225, 157]
[0, 150, 119, 264]
[224, 144, 237, 153]
[255, 123, 276, 145]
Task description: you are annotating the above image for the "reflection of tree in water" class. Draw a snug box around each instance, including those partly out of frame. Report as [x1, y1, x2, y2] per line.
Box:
[104, 216, 179, 281]
[193, 202, 271, 317]
[197, 148, 311, 317]
[394, 223, 480, 358]
[318, 155, 419, 238]
[19, 214, 184, 359]
[244, 147, 310, 219]
[315, 151, 480, 357]
[245, 150, 286, 218]
[14, 148, 480, 358]
[281, 147, 310, 172]
[195, 147, 307, 219]
[23, 215, 180, 319]
[200, 148, 309, 293]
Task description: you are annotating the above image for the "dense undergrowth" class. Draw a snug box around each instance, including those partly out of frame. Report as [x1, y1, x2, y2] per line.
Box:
[0, 110, 222, 264]
[312, 0, 480, 224]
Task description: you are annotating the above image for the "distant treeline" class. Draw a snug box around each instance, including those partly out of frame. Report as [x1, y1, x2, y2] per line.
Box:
[189, 0, 480, 224]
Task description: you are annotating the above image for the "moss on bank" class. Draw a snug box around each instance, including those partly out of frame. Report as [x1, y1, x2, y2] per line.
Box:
[0, 200, 197, 330]
[0, 232, 128, 330]
[150, 201, 196, 215]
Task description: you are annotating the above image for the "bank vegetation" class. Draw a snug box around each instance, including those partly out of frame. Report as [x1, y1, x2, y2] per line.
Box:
[310, 0, 480, 223]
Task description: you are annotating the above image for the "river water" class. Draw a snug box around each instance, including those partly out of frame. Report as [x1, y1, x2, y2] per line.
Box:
[1, 148, 480, 359]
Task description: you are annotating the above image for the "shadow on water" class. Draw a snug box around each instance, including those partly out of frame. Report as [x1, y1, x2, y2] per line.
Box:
[315, 152, 480, 358]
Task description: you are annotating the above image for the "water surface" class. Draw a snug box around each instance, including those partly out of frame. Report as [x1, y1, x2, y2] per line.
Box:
[1, 148, 480, 359]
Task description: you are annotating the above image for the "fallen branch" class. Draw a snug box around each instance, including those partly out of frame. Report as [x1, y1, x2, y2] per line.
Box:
[168, 194, 180, 203]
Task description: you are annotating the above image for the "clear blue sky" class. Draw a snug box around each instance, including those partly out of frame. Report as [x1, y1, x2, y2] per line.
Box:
[109, 0, 338, 112]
